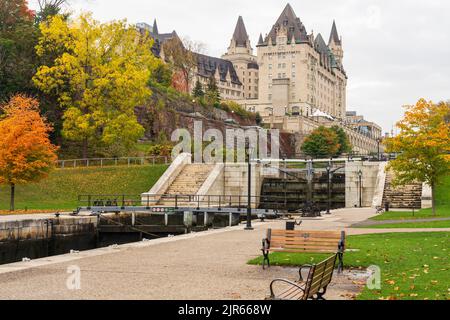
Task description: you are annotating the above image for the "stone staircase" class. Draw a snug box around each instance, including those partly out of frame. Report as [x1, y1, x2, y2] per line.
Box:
[158, 164, 215, 206]
[382, 172, 422, 209]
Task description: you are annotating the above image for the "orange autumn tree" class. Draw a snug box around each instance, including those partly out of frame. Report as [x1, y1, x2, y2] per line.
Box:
[384, 99, 450, 216]
[0, 95, 58, 211]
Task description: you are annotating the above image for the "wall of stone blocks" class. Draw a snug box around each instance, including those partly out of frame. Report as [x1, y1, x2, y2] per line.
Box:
[224, 163, 262, 208]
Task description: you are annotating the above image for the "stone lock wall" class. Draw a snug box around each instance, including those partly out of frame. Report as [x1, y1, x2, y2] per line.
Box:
[345, 161, 380, 208]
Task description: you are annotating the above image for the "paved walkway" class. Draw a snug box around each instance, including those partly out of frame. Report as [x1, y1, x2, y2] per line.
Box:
[0, 208, 448, 300]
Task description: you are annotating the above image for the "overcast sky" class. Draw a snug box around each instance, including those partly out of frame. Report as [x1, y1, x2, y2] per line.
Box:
[29, 0, 450, 133]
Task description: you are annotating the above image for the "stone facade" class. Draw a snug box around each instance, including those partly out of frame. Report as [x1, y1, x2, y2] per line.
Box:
[254, 5, 346, 120]
[221, 16, 259, 100]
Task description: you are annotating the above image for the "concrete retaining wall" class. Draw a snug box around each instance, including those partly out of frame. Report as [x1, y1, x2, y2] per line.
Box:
[372, 162, 387, 208]
[346, 162, 380, 208]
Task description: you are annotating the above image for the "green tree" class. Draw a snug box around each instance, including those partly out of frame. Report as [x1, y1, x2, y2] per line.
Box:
[33, 14, 159, 158]
[330, 125, 352, 155]
[0, 0, 38, 100]
[255, 112, 262, 126]
[150, 61, 173, 87]
[205, 76, 220, 106]
[192, 80, 204, 98]
[301, 126, 340, 158]
[385, 99, 450, 216]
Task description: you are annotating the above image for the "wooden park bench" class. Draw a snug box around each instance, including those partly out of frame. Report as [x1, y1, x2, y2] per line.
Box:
[261, 229, 345, 272]
[268, 254, 338, 300]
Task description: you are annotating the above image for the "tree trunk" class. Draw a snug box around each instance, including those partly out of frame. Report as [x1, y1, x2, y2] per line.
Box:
[10, 183, 15, 212]
[82, 138, 88, 159]
[431, 182, 436, 217]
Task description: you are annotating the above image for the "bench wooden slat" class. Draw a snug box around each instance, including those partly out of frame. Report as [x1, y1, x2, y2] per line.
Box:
[271, 230, 341, 236]
[271, 232, 341, 237]
[270, 238, 340, 245]
[269, 244, 338, 249]
[268, 249, 337, 254]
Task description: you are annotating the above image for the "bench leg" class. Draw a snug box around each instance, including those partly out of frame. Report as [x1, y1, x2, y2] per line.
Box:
[315, 286, 328, 300]
[337, 252, 344, 274]
[262, 250, 270, 270]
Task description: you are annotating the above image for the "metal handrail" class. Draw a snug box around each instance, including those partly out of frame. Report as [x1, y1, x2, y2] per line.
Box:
[56, 156, 170, 168]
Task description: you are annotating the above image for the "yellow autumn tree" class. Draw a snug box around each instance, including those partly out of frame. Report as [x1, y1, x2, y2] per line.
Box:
[0, 95, 58, 211]
[384, 99, 450, 216]
[33, 14, 158, 157]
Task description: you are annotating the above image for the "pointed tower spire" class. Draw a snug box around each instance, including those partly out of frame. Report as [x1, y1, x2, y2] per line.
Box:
[329, 20, 341, 45]
[258, 33, 264, 45]
[232, 16, 249, 47]
[152, 19, 159, 35]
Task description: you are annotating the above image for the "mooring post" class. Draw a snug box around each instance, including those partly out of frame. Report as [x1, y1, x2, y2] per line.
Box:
[229, 212, 233, 227]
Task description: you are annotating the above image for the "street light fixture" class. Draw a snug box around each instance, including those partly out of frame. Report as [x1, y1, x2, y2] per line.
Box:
[358, 169, 363, 208]
[377, 138, 381, 161]
[326, 164, 331, 214]
[245, 146, 254, 231]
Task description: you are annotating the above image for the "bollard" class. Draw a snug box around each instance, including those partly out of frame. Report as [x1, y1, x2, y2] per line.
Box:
[385, 201, 390, 213]
[286, 221, 296, 231]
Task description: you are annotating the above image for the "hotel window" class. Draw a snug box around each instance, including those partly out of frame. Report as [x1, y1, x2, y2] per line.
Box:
[292, 72, 296, 78]
[282, 63, 286, 68]
[292, 63, 296, 68]
[268, 94, 272, 100]
[269, 64, 272, 69]
[269, 74, 272, 79]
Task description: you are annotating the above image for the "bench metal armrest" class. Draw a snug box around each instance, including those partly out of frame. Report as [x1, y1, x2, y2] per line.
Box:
[269, 278, 306, 299]
[298, 264, 313, 282]
[262, 238, 270, 250]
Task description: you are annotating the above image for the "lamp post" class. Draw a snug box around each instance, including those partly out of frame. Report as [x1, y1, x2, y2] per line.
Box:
[377, 138, 381, 161]
[326, 164, 331, 214]
[245, 146, 254, 230]
[358, 169, 363, 208]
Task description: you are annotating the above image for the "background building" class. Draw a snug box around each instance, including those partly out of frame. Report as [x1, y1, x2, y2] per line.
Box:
[139, 3, 383, 155]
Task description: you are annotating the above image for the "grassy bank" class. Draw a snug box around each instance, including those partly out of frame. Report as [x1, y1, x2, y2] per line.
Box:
[248, 232, 450, 300]
[373, 175, 450, 221]
[0, 165, 168, 211]
[359, 220, 450, 229]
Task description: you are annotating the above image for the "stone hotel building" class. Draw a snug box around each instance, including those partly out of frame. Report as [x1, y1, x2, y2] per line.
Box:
[140, 3, 383, 155]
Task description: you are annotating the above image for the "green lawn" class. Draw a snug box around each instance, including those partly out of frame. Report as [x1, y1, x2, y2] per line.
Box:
[248, 232, 450, 300]
[373, 175, 450, 221]
[360, 220, 450, 229]
[0, 165, 168, 211]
